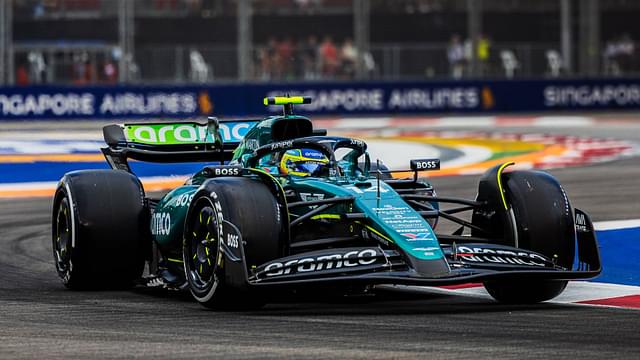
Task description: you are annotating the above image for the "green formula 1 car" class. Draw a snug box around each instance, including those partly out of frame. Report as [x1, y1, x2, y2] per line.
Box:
[52, 96, 601, 308]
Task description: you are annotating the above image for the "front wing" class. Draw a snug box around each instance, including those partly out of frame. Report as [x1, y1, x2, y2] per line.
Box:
[220, 209, 601, 290]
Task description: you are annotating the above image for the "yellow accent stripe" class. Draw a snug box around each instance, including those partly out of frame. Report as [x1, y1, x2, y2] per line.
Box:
[356, 221, 393, 243]
[167, 258, 183, 263]
[496, 162, 515, 210]
[310, 214, 341, 220]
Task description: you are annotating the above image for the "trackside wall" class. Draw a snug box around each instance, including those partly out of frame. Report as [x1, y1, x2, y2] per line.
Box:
[1, 78, 640, 120]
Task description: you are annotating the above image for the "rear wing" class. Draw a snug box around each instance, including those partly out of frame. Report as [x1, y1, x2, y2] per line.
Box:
[101, 119, 259, 172]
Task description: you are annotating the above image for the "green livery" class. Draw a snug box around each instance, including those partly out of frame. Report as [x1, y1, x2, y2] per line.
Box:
[52, 95, 601, 309]
[123, 121, 257, 145]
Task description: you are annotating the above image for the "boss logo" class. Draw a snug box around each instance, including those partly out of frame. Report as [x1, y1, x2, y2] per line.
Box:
[175, 193, 194, 207]
[410, 159, 441, 171]
[227, 234, 239, 248]
[214, 167, 240, 176]
[205, 166, 242, 177]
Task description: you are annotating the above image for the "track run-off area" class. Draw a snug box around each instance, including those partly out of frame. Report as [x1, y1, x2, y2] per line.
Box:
[0, 115, 639, 358]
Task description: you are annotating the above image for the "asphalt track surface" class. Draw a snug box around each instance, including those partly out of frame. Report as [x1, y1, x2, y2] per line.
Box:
[1, 122, 640, 359]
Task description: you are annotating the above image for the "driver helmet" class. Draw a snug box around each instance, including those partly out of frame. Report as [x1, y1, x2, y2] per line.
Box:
[279, 148, 329, 177]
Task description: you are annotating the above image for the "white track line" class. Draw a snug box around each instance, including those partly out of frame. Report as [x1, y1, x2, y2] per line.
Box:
[393, 281, 640, 309]
[532, 116, 595, 127]
[594, 219, 640, 231]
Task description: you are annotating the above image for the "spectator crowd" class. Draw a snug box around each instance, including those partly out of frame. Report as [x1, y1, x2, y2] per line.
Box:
[15, 50, 122, 86]
[446, 33, 491, 79]
[255, 36, 372, 81]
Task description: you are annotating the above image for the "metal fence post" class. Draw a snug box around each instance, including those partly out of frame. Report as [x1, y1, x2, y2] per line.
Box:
[560, 0, 572, 74]
[579, 0, 600, 76]
[118, 0, 134, 83]
[7, 0, 13, 85]
[354, 0, 370, 80]
[0, 0, 5, 85]
[176, 46, 184, 83]
[2, 1, 14, 85]
[467, 0, 482, 78]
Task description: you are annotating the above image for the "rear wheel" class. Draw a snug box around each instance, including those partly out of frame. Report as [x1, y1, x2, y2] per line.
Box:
[481, 170, 575, 303]
[183, 177, 285, 309]
[52, 170, 148, 289]
[53, 197, 74, 284]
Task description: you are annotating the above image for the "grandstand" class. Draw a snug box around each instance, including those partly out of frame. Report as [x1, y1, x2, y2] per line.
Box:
[1, 0, 639, 85]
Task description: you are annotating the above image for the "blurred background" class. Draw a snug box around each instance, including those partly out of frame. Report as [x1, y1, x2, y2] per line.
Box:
[1, 0, 638, 86]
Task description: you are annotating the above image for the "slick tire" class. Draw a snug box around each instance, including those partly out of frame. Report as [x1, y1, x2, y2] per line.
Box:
[504, 171, 575, 269]
[52, 170, 148, 289]
[183, 177, 285, 310]
[483, 170, 574, 303]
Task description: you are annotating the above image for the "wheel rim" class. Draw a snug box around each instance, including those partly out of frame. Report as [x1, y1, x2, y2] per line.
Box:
[186, 200, 220, 291]
[53, 197, 72, 274]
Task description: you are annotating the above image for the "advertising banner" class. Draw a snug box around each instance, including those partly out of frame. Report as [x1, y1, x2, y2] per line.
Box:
[0, 78, 639, 120]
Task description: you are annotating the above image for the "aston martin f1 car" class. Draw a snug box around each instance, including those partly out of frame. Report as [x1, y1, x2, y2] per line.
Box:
[52, 96, 601, 308]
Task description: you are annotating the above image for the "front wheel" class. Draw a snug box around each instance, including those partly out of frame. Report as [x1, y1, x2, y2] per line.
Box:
[478, 169, 575, 303]
[183, 177, 285, 309]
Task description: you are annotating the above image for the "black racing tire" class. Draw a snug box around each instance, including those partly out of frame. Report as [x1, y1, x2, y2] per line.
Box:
[484, 280, 568, 304]
[505, 170, 575, 269]
[52, 170, 148, 289]
[183, 177, 284, 309]
[483, 170, 574, 303]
